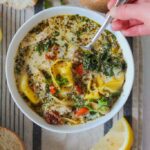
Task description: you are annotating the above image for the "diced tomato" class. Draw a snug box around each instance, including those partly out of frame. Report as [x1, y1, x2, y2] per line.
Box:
[49, 85, 56, 94]
[75, 64, 84, 75]
[45, 52, 56, 60]
[75, 84, 82, 94]
[45, 53, 51, 60]
[75, 107, 89, 116]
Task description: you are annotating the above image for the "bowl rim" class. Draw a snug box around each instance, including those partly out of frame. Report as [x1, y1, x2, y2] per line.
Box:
[5, 6, 134, 133]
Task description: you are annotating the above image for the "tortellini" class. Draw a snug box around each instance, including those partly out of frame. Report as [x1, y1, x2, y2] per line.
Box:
[19, 73, 40, 105]
[50, 59, 74, 93]
[102, 73, 125, 93]
[85, 73, 125, 99]
[85, 74, 103, 100]
[84, 91, 100, 100]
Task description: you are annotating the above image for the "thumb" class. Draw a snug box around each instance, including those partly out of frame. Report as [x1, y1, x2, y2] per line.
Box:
[109, 4, 145, 21]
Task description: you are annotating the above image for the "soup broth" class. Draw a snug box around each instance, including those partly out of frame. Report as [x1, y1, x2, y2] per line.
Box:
[14, 15, 126, 125]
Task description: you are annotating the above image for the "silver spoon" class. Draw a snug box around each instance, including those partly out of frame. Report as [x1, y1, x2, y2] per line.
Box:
[81, 0, 127, 51]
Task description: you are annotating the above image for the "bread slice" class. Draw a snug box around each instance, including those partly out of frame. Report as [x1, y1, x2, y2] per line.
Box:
[0, 127, 25, 150]
[80, 0, 109, 13]
[0, 0, 38, 9]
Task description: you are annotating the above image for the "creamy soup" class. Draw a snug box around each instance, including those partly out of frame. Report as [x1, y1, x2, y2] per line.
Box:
[14, 15, 126, 125]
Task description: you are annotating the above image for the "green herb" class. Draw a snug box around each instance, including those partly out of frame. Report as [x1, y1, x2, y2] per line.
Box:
[101, 62, 114, 76]
[44, 0, 53, 9]
[99, 106, 110, 114]
[83, 51, 100, 72]
[82, 46, 125, 76]
[44, 39, 52, 51]
[56, 75, 68, 87]
[98, 97, 110, 108]
[80, 16, 90, 22]
[35, 38, 55, 55]
[70, 94, 85, 108]
[85, 105, 97, 113]
[45, 84, 50, 93]
[35, 44, 42, 55]
[97, 97, 110, 114]
[84, 100, 98, 114]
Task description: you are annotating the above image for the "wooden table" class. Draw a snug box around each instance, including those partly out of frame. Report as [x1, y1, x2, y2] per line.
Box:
[0, 0, 143, 149]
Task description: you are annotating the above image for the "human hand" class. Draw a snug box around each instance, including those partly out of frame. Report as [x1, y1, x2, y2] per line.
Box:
[108, 0, 150, 36]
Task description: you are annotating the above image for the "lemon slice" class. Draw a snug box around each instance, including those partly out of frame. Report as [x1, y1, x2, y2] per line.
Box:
[0, 28, 2, 42]
[91, 117, 134, 150]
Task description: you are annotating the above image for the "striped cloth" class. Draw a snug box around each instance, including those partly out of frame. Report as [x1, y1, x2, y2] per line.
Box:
[0, 0, 143, 149]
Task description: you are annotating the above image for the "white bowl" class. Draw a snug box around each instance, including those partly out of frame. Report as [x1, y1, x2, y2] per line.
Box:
[6, 6, 134, 133]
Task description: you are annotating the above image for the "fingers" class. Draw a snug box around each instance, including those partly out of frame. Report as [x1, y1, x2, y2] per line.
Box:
[122, 25, 150, 36]
[111, 20, 130, 30]
[107, 0, 138, 9]
[107, 0, 116, 9]
[109, 4, 143, 20]
[111, 19, 143, 30]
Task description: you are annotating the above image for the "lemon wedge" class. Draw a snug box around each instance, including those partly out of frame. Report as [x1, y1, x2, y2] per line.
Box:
[91, 117, 134, 150]
[0, 28, 2, 42]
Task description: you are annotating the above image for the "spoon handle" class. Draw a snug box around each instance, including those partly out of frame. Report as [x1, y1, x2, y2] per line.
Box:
[88, 0, 127, 47]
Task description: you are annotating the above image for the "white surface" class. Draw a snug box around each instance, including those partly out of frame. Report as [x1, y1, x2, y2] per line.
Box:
[142, 36, 150, 150]
[5, 6, 134, 133]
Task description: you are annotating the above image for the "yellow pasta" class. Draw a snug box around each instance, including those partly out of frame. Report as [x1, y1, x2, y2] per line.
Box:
[19, 73, 40, 105]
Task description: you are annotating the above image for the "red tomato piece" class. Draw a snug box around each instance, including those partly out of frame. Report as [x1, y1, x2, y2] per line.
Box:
[49, 85, 56, 94]
[45, 53, 51, 60]
[75, 85, 82, 94]
[75, 107, 89, 116]
[75, 64, 84, 75]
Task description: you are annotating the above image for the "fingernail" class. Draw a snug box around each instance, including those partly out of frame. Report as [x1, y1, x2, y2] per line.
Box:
[109, 7, 117, 17]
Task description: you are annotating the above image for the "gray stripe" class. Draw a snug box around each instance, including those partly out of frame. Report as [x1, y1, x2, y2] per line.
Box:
[33, 123, 42, 150]
[32, 2, 44, 150]
[123, 92, 133, 125]
[104, 119, 113, 134]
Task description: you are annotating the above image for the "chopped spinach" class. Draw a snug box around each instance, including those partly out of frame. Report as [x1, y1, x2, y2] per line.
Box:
[35, 38, 56, 55]
[44, 39, 52, 51]
[56, 75, 68, 87]
[85, 105, 97, 114]
[98, 97, 110, 108]
[98, 97, 110, 114]
[83, 51, 100, 72]
[35, 43, 43, 55]
[82, 41, 126, 76]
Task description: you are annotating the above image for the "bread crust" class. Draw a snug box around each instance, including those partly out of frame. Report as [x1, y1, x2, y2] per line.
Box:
[0, 127, 25, 150]
[0, 0, 38, 9]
